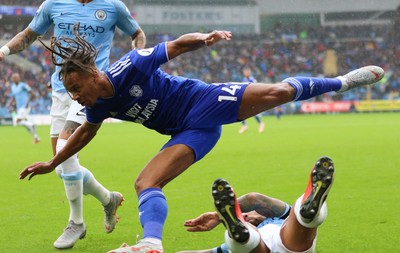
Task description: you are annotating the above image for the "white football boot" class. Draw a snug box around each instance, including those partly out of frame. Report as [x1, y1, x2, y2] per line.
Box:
[337, 65, 384, 93]
[53, 220, 86, 249]
[104, 192, 124, 233]
[107, 239, 163, 253]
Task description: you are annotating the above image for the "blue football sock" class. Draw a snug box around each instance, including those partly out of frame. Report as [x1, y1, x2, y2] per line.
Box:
[138, 188, 167, 240]
[283, 77, 342, 101]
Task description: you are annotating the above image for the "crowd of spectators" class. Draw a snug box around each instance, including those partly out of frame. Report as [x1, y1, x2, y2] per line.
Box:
[0, 60, 51, 118]
[1, 21, 400, 118]
[1, 0, 43, 6]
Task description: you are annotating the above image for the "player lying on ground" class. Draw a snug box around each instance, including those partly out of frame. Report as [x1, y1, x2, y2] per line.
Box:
[19, 26, 383, 253]
[179, 156, 335, 253]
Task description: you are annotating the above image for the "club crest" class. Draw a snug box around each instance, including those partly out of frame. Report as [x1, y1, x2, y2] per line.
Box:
[95, 10, 107, 20]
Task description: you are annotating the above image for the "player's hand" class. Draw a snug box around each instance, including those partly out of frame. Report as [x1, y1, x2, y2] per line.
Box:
[183, 211, 220, 232]
[243, 211, 266, 226]
[19, 161, 55, 180]
[0, 52, 5, 62]
[204, 30, 232, 47]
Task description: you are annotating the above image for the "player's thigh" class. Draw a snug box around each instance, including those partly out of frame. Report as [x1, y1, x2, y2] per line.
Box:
[135, 127, 221, 191]
[58, 101, 87, 139]
[184, 83, 248, 128]
[66, 100, 86, 125]
[16, 107, 30, 119]
[259, 224, 316, 253]
[135, 144, 195, 191]
[50, 91, 72, 137]
[163, 127, 221, 162]
[239, 83, 293, 120]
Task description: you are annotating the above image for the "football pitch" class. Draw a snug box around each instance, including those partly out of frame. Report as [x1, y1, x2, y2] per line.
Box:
[1, 112, 399, 252]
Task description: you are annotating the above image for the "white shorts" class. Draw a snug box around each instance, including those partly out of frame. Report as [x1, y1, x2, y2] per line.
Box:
[259, 223, 317, 253]
[50, 91, 86, 137]
[16, 107, 31, 119]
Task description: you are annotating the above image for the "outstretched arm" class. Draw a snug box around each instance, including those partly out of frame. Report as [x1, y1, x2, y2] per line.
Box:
[183, 192, 289, 232]
[183, 212, 220, 232]
[167, 30, 232, 60]
[19, 121, 101, 180]
[0, 27, 39, 61]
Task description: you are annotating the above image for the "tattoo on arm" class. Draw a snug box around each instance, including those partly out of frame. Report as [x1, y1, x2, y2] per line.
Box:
[62, 121, 82, 136]
[238, 193, 287, 218]
[7, 28, 38, 54]
[131, 29, 146, 49]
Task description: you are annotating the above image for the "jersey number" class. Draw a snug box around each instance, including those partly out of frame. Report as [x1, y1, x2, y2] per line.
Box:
[218, 85, 241, 102]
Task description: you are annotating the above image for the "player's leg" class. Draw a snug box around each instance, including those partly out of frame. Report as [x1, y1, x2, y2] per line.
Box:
[238, 66, 384, 120]
[53, 122, 87, 249]
[254, 114, 265, 133]
[49, 92, 86, 249]
[239, 120, 248, 133]
[16, 107, 40, 143]
[81, 165, 124, 233]
[212, 178, 269, 253]
[53, 100, 121, 248]
[106, 144, 194, 253]
[65, 101, 123, 231]
[107, 128, 221, 253]
[280, 156, 334, 252]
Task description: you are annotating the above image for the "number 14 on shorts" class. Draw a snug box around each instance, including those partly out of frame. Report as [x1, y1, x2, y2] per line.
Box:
[218, 84, 241, 102]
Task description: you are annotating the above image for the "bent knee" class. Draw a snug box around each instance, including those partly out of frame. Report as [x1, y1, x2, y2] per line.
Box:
[134, 177, 164, 195]
[270, 83, 294, 101]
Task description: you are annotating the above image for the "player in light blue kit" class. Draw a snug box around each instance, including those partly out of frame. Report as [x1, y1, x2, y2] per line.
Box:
[238, 66, 265, 134]
[178, 156, 335, 253]
[20, 27, 384, 253]
[8, 72, 40, 144]
[1, 0, 146, 249]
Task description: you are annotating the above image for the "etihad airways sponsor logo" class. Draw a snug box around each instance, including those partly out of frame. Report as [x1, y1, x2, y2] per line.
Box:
[58, 23, 105, 34]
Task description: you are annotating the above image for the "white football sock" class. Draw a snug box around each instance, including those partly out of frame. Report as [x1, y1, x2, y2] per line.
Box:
[294, 195, 327, 228]
[81, 166, 110, 206]
[57, 139, 84, 224]
[224, 224, 260, 253]
[62, 171, 84, 224]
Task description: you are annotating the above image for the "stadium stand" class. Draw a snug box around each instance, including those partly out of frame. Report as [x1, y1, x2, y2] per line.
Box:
[1, 2, 399, 118]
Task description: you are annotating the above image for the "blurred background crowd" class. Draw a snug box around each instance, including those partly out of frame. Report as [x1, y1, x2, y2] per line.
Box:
[1, 0, 400, 117]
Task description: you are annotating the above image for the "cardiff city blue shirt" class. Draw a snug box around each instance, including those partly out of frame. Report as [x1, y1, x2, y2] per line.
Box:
[28, 0, 140, 92]
[87, 42, 215, 135]
[242, 75, 256, 83]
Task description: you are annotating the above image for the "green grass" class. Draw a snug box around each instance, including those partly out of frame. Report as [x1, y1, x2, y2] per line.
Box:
[1, 113, 399, 252]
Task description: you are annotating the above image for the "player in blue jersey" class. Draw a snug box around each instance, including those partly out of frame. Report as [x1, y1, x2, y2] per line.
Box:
[238, 66, 265, 134]
[8, 72, 40, 144]
[178, 157, 334, 253]
[1, 0, 146, 249]
[19, 27, 383, 253]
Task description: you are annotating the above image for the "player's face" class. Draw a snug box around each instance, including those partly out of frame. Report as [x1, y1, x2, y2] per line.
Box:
[64, 71, 98, 107]
[243, 68, 251, 77]
[11, 73, 20, 83]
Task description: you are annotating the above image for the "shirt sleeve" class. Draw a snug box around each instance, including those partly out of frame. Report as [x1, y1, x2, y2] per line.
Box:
[23, 83, 32, 92]
[114, 0, 140, 36]
[28, 0, 52, 35]
[130, 42, 169, 76]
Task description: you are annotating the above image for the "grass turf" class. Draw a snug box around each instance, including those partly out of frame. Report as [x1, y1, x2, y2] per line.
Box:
[1, 112, 399, 252]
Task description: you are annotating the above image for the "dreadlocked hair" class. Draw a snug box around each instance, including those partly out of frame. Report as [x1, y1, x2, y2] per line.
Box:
[38, 23, 98, 81]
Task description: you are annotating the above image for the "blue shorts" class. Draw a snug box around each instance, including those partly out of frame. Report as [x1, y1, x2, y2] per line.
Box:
[162, 82, 249, 162]
[162, 126, 222, 162]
